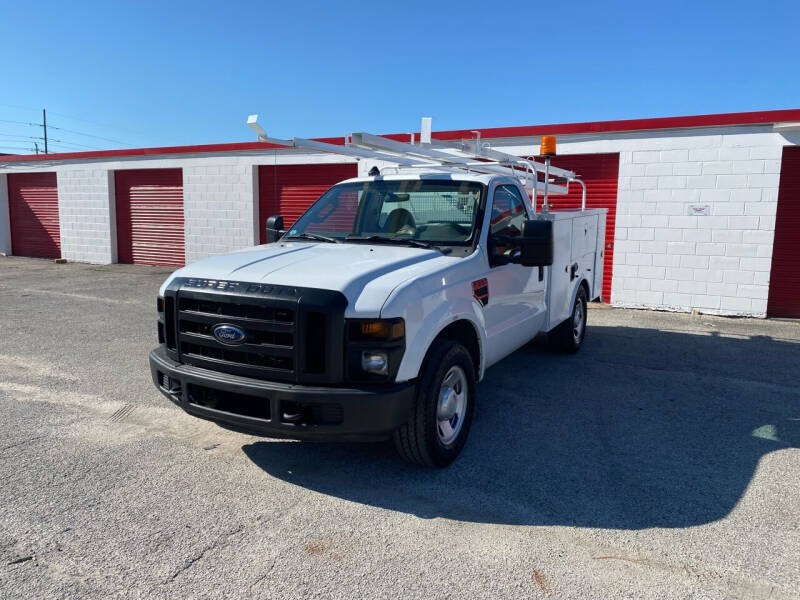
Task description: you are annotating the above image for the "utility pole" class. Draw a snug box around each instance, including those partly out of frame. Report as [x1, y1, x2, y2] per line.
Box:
[34, 141, 39, 154]
[42, 108, 48, 154]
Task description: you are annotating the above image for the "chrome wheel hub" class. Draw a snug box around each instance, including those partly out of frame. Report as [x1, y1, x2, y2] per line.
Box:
[437, 366, 468, 445]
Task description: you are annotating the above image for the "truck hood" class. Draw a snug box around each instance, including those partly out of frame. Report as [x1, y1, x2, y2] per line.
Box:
[162, 242, 456, 316]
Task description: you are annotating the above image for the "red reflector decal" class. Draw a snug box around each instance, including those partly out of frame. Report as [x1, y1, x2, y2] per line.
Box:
[472, 278, 489, 307]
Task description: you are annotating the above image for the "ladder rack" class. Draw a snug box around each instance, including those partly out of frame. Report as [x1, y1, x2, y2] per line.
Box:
[247, 116, 587, 211]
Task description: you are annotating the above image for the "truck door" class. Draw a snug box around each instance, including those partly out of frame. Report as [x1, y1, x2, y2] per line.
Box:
[482, 183, 547, 367]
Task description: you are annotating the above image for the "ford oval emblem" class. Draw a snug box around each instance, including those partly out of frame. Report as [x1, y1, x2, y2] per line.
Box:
[213, 324, 246, 345]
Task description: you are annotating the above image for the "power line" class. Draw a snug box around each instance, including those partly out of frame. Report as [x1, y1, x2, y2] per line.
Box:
[47, 139, 104, 151]
[0, 133, 37, 140]
[46, 124, 134, 146]
[1, 132, 104, 150]
[0, 117, 135, 147]
[0, 111, 133, 145]
[0, 102, 140, 137]
[48, 109, 144, 139]
[0, 144, 36, 151]
[0, 118, 41, 127]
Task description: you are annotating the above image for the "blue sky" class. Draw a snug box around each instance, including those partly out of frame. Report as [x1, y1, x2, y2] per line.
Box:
[1, 0, 798, 152]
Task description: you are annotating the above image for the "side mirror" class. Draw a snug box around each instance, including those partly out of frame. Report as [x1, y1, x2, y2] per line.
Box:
[519, 219, 553, 267]
[265, 215, 285, 243]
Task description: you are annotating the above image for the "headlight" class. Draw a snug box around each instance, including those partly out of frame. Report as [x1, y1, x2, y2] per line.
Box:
[361, 351, 389, 375]
[346, 318, 405, 382]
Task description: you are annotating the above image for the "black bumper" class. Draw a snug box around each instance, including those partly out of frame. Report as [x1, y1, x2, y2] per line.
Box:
[149, 346, 416, 441]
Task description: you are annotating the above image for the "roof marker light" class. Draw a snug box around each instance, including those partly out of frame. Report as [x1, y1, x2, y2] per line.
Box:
[540, 135, 557, 157]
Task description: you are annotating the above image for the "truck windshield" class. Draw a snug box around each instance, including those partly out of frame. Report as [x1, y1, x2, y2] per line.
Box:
[286, 180, 484, 247]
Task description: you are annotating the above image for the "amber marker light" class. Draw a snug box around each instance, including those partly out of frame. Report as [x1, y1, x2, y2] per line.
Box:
[354, 319, 405, 340]
[361, 321, 390, 338]
[540, 135, 557, 157]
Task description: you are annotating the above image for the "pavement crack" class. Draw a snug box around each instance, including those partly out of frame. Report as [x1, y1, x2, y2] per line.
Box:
[167, 524, 245, 582]
[249, 551, 283, 592]
[593, 555, 648, 566]
[0, 435, 47, 455]
[7, 555, 34, 565]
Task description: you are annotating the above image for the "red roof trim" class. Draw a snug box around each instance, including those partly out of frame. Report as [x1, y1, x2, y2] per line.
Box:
[2, 109, 799, 163]
[0, 138, 346, 163]
[425, 108, 800, 141]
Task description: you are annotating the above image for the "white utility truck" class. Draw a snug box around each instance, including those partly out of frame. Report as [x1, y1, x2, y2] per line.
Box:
[150, 119, 606, 467]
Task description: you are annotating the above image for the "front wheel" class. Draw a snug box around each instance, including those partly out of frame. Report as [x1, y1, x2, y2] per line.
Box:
[551, 285, 588, 353]
[393, 340, 475, 467]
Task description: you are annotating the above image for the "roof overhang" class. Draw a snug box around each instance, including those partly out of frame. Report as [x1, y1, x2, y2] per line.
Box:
[773, 122, 800, 133]
[2, 108, 799, 164]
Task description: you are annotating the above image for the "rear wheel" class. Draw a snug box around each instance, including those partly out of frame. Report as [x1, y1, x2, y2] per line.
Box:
[393, 340, 475, 467]
[551, 285, 588, 353]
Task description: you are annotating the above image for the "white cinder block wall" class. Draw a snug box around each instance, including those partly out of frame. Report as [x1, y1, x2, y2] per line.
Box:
[57, 168, 117, 264]
[498, 124, 794, 318]
[613, 135, 781, 317]
[182, 163, 258, 264]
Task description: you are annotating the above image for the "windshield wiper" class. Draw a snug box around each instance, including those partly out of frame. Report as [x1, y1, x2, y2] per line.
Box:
[285, 232, 340, 243]
[346, 235, 451, 254]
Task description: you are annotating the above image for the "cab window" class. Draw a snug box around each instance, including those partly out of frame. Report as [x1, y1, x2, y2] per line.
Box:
[489, 184, 528, 263]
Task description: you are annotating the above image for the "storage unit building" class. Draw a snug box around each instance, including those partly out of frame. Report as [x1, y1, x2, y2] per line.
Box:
[1, 109, 799, 318]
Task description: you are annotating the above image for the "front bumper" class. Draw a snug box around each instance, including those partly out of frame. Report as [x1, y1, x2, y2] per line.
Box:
[149, 346, 416, 441]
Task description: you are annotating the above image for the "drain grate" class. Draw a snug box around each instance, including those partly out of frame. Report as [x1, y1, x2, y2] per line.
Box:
[110, 404, 135, 423]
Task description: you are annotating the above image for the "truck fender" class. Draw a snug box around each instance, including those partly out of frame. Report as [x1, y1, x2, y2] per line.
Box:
[393, 298, 487, 383]
[568, 278, 591, 315]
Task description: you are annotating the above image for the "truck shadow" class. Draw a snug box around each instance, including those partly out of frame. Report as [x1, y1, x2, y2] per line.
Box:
[242, 323, 800, 529]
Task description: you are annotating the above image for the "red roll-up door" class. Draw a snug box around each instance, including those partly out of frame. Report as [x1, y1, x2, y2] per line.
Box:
[7, 172, 61, 259]
[258, 163, 358, 243]
[767, 146, 800, 317]
[115, 169, 184, 267]
[531, 153, 620, 302]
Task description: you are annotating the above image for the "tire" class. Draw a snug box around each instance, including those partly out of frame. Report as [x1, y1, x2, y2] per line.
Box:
[393, 340, 476, 467]
[550, 285, 588, 353]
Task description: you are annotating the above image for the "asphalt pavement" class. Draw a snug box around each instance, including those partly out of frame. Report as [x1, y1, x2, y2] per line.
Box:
[1, 256, 798, 599]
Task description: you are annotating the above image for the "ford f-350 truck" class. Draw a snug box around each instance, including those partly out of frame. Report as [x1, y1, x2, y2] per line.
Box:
[150, 130, 606, 467]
